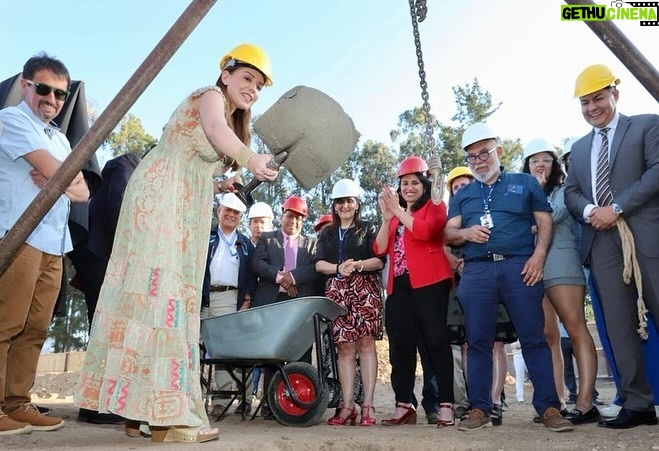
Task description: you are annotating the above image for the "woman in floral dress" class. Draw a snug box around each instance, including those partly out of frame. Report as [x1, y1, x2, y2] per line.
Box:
[75, 44, 278, 443]
[315, 179, 384, 427]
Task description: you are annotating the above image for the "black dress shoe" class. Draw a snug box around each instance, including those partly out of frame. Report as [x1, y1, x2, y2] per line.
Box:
[565, 406, 600, 424]
[233, 401, 252, 416]
[78, 408, 125, 425]
[598, 408, 658, 429]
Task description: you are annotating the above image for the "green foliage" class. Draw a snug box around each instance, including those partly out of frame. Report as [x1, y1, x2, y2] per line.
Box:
[47, 258, 89, 352]
[106, 113, 157, 157]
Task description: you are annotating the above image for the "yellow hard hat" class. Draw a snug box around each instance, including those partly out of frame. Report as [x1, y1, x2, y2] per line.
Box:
[220, 43, 273, 86]
[446, 166, 473, 191]
[574, 64, 619, 98]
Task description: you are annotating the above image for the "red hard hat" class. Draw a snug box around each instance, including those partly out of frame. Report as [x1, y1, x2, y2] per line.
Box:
[314, 213, 333, 232]
[282, 196, 308, 217]
[397, 156, 428, 178]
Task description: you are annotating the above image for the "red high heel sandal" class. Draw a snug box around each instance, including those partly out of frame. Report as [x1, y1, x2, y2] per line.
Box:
[327, 406, 357, 426]
[381, 404, 417, 426]
[437, 403, 455, 427]
[360, 405, 376, 426]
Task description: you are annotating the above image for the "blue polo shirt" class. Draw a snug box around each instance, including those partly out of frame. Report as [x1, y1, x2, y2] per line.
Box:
[448, 169, 551, 259]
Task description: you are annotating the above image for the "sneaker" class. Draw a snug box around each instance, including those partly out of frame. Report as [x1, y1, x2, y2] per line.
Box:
[458, 408, 492, 431]
[491, 404, 503, 426]
[0, 414, 33, 436]
[36, 405, 50, 416]
[426, 411, 438, 425]
[539, 407, 574, 432]
[599, 404, 621, 418]
[6, 404, 64, 431]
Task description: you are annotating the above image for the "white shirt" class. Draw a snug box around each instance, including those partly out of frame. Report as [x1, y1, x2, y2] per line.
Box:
[209, 229, 239, 286]
[582, 113, 620, 222]
[0, 101, 72, 255]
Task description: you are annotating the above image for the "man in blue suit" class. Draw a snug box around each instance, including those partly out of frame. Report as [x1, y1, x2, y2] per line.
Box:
[565, 64, 659, 429]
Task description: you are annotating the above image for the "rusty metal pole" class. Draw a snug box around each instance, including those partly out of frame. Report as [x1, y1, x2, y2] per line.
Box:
[564, 0, 659, 103]
[0, 0, 216, 275]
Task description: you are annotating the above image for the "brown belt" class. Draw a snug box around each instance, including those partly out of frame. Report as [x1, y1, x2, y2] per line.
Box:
[209, 285, 237, 292]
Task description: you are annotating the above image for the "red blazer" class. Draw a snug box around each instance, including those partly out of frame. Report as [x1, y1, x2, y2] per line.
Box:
[375, 200, 453, 295]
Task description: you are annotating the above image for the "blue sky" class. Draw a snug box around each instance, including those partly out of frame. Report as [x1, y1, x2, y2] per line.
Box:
[3, 0, 658, 165]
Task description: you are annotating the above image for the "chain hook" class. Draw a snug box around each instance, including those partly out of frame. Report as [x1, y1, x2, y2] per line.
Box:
[408, 0, 444, 203]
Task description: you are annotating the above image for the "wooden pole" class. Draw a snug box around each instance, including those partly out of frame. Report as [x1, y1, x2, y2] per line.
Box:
[0, 0, 217, 275]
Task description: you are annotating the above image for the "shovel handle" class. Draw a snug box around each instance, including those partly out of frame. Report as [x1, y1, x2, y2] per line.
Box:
[242, 152, 288, 190]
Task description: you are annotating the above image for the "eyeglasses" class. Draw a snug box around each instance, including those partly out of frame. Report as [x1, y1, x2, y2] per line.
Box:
[464, 145, 497, 165]
[529, 157, 553, 165]
[25, 80, 69, 102]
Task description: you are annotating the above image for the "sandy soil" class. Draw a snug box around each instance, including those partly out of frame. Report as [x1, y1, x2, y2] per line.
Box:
[5, 365, 659, 450]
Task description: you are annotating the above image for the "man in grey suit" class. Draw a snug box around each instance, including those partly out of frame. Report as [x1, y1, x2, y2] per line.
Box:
[565, 63, 659, 429]
[251, 195, 319, 419]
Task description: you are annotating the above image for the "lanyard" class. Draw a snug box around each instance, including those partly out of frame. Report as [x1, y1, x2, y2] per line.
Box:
[219, 231, 238, 257]
[480, 179, 499, 213]
[338, 227, 350, 262]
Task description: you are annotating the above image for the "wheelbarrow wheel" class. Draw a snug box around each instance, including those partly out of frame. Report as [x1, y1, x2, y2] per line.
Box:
[267, 361, 328, 427]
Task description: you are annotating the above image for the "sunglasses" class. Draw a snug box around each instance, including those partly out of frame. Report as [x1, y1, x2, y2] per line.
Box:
[25, 80, 69, 102]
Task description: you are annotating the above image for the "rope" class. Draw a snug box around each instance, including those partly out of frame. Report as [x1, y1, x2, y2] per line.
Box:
[616, 217, 648, 340]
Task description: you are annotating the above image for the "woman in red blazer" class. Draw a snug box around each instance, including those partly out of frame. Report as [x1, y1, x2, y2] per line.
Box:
[374, 156, 455, 427]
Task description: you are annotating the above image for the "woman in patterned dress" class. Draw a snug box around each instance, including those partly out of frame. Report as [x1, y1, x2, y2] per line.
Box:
[315, 179, 384, 426]
[374, 156, 455, 427]
[74, 44, 278, 443]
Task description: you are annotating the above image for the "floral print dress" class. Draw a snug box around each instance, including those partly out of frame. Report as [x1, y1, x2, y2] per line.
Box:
[75, 86, 231, 427]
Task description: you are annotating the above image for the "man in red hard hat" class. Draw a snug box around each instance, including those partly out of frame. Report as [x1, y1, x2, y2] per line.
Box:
[250, 195, 319, 419]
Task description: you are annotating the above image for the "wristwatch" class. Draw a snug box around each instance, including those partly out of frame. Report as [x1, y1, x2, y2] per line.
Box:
[611, 203, 623, 215]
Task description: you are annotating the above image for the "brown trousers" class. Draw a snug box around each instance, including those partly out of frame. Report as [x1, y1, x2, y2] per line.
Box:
[0, 244, 62, 413]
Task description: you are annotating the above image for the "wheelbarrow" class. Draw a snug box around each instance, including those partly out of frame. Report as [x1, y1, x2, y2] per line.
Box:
[200, 296, 346, 427]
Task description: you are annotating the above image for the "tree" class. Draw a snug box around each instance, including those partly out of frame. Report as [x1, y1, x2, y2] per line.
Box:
[106, 113, 157, 157]
[47, 258, 89, 352]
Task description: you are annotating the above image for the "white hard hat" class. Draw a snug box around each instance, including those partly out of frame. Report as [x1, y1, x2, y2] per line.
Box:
[219, 193, 247, 213]
[330, 178, 363, 200]
[522, 138, 557, 161]
[461, 122, 498, 150]
[561, 137, 579, 160]
[248, 201, 274, 219]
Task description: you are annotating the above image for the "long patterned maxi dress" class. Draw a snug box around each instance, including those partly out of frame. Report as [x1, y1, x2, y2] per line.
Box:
[75, 86, 231, 427]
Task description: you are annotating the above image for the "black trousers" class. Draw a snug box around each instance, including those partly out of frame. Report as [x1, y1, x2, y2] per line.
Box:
[385, 274, 454, 404]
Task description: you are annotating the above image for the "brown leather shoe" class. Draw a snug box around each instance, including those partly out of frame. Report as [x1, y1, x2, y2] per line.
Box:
[6, 404, 64, 431]
[458, 408, 492, 431]
[540, 407, 574, 432]
[0, 414, 33, 436]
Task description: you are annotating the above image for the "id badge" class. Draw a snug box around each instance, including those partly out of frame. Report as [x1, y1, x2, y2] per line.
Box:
[480, 213, 494, 229]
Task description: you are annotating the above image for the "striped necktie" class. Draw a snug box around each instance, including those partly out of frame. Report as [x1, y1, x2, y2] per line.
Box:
[595, 127, 613, 207]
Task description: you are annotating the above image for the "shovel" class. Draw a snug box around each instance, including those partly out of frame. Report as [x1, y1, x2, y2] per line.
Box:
[235, 86, 360, 206]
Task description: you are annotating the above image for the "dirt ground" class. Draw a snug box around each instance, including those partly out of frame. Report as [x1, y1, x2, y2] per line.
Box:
[6, 360, 659, 450]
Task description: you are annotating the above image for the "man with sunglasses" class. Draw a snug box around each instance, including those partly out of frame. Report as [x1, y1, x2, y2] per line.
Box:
[0, 53, 89, 436]
[444, 123, 573, 433]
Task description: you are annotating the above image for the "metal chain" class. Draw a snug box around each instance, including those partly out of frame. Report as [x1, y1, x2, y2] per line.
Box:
[408, 0, 444, 204]
[408, 0, 436, 155]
